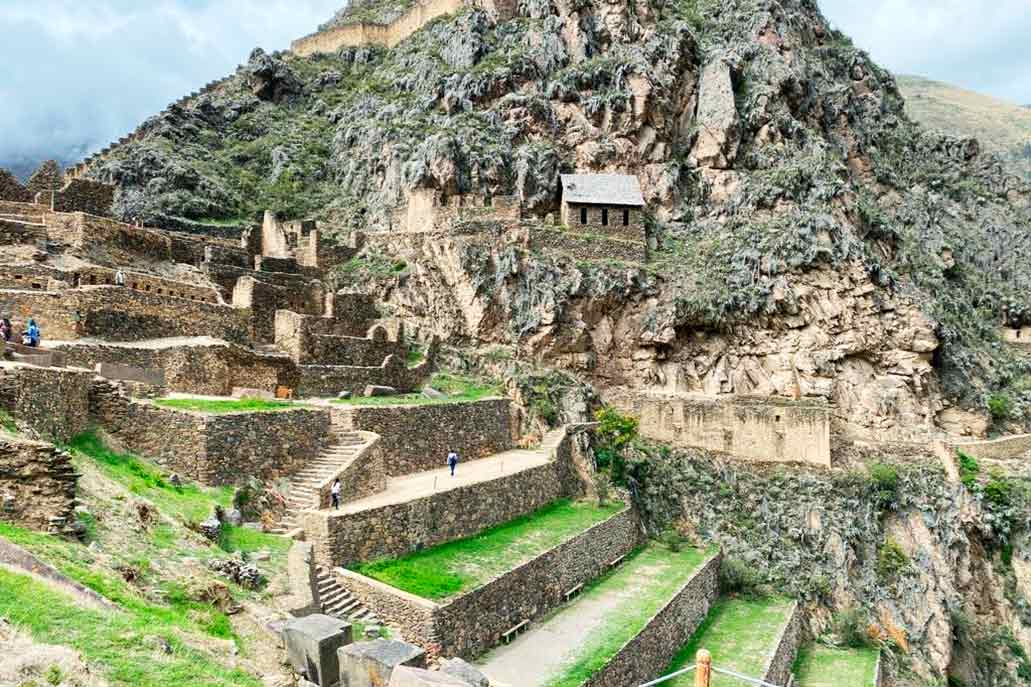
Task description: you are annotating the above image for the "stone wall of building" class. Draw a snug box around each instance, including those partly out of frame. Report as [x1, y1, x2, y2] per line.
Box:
[52, 179, 115, 217]
[0, 364, 92, 442]
[0, 170, 32, 203]
[560, 202, 644, 238]
[93, 383, 332, 485]
[0, 264, 68, 291]
[388, 190, 521, 233]
[304, 429, 582, 567]
[761, 602, 803, 686]
[529, 226, 647, 263]
[336, 506, 643, 660]
[0, 435, 77, 532]
[296, 356, 431, 397]
[634, 392, 832, 467]
[583, 552, 722, 687]
[0, 218, 47, 245]
[344, 398, 514, 476]
[77, 266, 220, 304]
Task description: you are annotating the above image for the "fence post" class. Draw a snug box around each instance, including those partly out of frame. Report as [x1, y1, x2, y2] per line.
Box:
[695, 649, 711, 687]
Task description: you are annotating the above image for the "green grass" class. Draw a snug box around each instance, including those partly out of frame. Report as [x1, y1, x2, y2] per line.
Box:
[544, 543, 713, 687]
[0, 567, 261, 687]
[665, 596, 797, 686]
[152, 398, 298, 414]
[793, 643, 879, 687]
[354, 499, 624, 599]
[68, 432, 287, 558]
[332, 372, 503, 407]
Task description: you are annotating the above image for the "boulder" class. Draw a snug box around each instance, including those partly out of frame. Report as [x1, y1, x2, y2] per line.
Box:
[422, 387, 446, 400]
[282, 614, 353, 686]
[364, 385, 398, 397]
[199, 516, 221, 541]
[389, 666, 470, 687]
[439, 658, 490, 687]
[339, 639, 426, 687]
[337, 391, 353, 400]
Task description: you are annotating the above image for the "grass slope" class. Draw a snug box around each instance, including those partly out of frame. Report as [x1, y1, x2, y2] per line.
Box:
[793, 644, 879, 687]
[0, 568, 260, 687]
[897, 74, 1031, 179]
[544, 543, 711, 687]
[354, 499, 624, 599]
[666, 596, 797, 686]
[152, 398, 298, 413]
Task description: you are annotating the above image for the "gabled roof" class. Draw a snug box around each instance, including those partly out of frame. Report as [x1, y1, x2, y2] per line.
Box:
[560, 174, 645, 207]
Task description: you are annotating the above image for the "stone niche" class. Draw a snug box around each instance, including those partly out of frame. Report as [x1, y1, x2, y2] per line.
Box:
[634, 392, 832, 467]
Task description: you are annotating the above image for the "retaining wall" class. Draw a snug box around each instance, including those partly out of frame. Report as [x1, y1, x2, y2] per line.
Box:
[583, 552, 722, 687]
[291, 0, 465, 55]
[761, 602, 803, 686]
[344, 398, 514, 476]
[949, 434, 1031, 461]
[296, 356, 432, 398]
[92, 382, 331, 485]
[336, 505, 645, 659]
[0, 364, 92, 442]
[0, 434, 77, 532]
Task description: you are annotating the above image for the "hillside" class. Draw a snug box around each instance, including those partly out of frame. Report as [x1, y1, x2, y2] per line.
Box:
[897, 74, 1031, 180]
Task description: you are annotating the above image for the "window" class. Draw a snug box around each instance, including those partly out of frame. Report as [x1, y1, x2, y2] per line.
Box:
[623, 209, 630, 226]
[580, 207, 587, 225]
[602, 209, 609, 226]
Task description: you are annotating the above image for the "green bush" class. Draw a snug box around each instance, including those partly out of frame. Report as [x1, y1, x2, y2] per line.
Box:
[987, 393, 1013, 422]
[833, 607, 873, 649]
[661, 529, 685, 553]
[868, 462, 899, 509]
[957, 451, 980, 489]
[877, 538, 911, 582]
[719, 557, 765, 597]
[594, 407, 638, 484]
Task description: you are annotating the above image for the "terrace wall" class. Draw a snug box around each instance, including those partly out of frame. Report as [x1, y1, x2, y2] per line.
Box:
[92, 382, 331, 485]
[304, 427, 582, 567]
[0, 218, 47, 245]
[0, 364, 92, 442]
[634, 393, 832, 467]
[0, 170, 33, 203]
[344, 398, 514, 476]
[529, 226, 647, 263]
[295, 356, 432, 397]
[0, 435, 77, 532]
[583, 552, 722, 687]
[948, 434, 1031, 461]
[761, 602, 803, 686]
[51, 179, 115, 217]
[336, 506, 645, 659]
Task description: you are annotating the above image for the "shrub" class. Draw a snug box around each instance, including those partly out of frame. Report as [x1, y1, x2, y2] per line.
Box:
[833, 607, 873, 649]
[987, 393, 1013, 422]
[868, 462, 899, 509]
[877, 538, 911, 582]
[719, 557, 764, 597]
[661, 529, 684, 552]
[594, 472, 613, 507]
[957, 451, 980, 489]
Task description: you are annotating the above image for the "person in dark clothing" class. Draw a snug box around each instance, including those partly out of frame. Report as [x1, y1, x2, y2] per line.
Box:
[331, 478, 342, 509]
[0, 317, 10, 342]
[447, 449, 459, 477]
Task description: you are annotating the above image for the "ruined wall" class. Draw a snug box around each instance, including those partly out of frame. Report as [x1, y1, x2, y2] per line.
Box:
[77, 267, 220, 304]
[304, 432, 580, 567]
[296, 356, 432, 398]
[583, 553, 721, 687]
[290, 0, 465, 56]
[634, 393, 832, 467]
[339, 506, 644, 660]
[0, 265, 68, 291]
[948, 434, 1031, 462]
[0, 218, 47, 245]
[0, 365, 92, 442]
[93, 384, 331, 484]
[529, 226, 647, 263]
[389, 191, 521, 233]
[344, 398, 514, 476]
[0, 171, 32, 203]
[0, 435, 77, 532]
[52, 179, 115, 217]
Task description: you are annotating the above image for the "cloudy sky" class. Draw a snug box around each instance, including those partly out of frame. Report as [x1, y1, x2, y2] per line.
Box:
[1, 0, 1028, 174]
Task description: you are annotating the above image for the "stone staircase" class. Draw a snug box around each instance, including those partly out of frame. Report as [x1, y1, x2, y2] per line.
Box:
[315, 566, 380, 624]
[270, 415, 368, 534]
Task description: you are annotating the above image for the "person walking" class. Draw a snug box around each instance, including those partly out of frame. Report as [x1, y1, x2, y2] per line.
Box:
[447, 449, 459, 477]
[24, 319, 40, 348]
[331, 478, 342, 510]
[0, 317, 10, 342]
[114, 269, 126, 286]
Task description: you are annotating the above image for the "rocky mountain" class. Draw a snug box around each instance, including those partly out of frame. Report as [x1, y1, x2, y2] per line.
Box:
[897, 74, 1031, 182]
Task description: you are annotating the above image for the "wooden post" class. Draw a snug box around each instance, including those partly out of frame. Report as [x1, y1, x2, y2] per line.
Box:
[695, 649, 711, 687]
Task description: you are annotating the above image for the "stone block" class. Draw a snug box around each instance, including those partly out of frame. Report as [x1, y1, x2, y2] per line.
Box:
[96, 361, 165, 386]
[388, 667, 469, 687]
[364, 385, 397, 397]
[339, 639, 425, 687]
[438, 658, 489, 687]
[283, 613, 353, 686]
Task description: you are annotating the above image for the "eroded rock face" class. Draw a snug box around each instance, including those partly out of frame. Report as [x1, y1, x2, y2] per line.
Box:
[243, 48, 302, 103]
[691, 58, 739, 169]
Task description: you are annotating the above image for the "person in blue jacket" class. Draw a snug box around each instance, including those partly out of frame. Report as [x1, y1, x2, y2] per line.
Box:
[24, 319, 40, 347]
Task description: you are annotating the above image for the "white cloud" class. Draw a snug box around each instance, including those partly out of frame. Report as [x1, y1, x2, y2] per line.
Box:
[818, 0, 1031, 103]
[0, 0, 343, 170]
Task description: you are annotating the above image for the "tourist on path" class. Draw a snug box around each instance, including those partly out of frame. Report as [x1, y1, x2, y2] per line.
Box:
[114, 269, 126, 286]
[0, 317, 10, 342]
[24, 319, 40, 348]
[447, 449, 459, 477]
[331, 478, 341, 509]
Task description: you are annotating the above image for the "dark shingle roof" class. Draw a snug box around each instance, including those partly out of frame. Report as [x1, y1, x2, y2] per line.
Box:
[560, 174, 644, 206]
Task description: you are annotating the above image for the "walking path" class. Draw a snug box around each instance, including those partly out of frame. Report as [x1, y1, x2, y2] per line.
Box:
[477, 545, 711, 687]
[335, 446, 551, 513]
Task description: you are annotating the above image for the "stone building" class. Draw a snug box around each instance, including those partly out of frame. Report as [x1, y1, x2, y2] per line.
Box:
[559, 174, 645, 238]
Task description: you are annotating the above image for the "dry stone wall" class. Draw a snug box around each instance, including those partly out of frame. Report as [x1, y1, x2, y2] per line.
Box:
[0, 218, 46, 245]
[529, 226, 647, 263]
[296, 356, 432, 397]
[761, 602, 803, 686]
[291, 0, 466, 55]
[583, 552, 721, 687]
[344, 398, 514, 476]
[93, 382, 331, 485]
[338, 506, 645, 659]
[0, 170, 32, 203]
[51, 179, 115, 216]
[0, 364, 91, 442]
[0, 435, 77, 532]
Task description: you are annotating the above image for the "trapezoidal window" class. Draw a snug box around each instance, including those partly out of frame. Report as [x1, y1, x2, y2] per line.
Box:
[623, 209, 630, 226]
[580, 207, 587, 225]
[601, 209, 609, 226]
